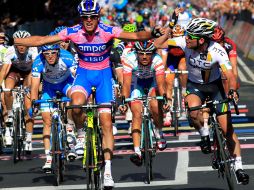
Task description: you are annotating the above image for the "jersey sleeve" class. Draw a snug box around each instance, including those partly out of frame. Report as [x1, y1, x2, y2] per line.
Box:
[213, 44, 232, 72]
[152, 54, 165, 76]
[167, 36, 186, 50]
[32, 54, 44, 78]
[30, 47, 39, 60]
[3, 47, 14, 65]
[122, 53, 135, 75]
[225, 37, 237, 58]
[58, 25, 81, 41]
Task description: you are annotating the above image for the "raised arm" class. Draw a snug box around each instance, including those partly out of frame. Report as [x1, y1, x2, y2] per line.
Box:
[14, 34, 62, 47]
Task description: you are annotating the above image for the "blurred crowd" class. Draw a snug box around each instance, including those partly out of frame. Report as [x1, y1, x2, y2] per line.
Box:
[0, 0, 253, 33]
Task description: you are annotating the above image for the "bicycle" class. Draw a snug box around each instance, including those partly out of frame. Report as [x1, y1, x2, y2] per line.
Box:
[187, 97, 239, 190]
[165, 69, 188, 136]
[66, 87, 115, 190]
[32, 94, 70, 186]
[122, 90, 167, 184]
[0, 92, 5, 154]
[1, 78, 29, 163]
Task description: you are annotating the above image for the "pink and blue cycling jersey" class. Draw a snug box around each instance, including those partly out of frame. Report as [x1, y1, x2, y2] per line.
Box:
[58, 22, 123, 104]
[58, 22, 122, 70]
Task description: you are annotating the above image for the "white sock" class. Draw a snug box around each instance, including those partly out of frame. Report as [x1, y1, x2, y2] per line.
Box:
[235, 157, 243, 171]
[7, 110, 13, 117]
[45, 149, 51, 160]
[134, 146, 141, 156]
[104, 160, 112, 176]
[199, 127, 209, 137]
[77, 128, 85, 137]
[26, 132, 32, 142]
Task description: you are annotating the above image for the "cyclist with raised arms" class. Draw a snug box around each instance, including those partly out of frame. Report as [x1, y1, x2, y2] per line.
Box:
[154, 18, 249, 184]
[29, 44, 77, 171]
[119, 40, 168, 166]
[212, 25, 239, 93]
[4, 0, 163, 187]
[0, 30, 38, 153]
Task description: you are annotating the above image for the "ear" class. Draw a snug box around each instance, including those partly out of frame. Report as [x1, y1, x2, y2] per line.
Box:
[198, 38, 205, 45]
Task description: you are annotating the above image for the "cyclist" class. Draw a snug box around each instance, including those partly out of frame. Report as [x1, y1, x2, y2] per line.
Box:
[7, 0, 163, 187]
[161, 24, 187, 126]
[154, 18, 249, 184]
[29, 44, 77, 172]
[119, 40, 168, 166]
[0, 30, 38, 153]
[212, 25, 239, 93]
[171, 1, 192, 29]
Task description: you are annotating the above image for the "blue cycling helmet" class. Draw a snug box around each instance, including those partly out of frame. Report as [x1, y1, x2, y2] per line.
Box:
[77, 0, 101, 16]
[49, 26, 67, 36]
[177, 1, 186, 8]
[41, 44, 60, 52]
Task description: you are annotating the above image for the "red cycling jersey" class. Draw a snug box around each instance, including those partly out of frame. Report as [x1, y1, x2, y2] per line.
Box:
[223, 37, 237, 58]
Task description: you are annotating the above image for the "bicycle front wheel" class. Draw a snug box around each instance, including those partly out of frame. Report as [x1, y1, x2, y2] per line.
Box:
[143, 118, 153, 184]
[214, 124, 234, 190]
[13, 108, 22, 163]
[51, 120, 61, 186]
[172, 86, 180, 136]
[86, 128, 96, 190]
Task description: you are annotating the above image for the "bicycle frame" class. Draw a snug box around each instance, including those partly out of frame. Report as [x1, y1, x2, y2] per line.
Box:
[66, 91, 114, 190]
[33, 97, 70, 186]
[165, 70, 188, 136]
[2, 83, 28, 163]
[187, 98, 239, 190]
[124, 94, 165, 184]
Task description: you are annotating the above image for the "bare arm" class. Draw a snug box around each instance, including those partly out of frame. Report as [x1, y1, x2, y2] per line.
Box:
[15, 34, 62, 47]
[0, 64, 11, 85]
[229, 56, 239, 87]
[156, 74, 166, 96]
[121, 74, 132, 98]
[118, 31, 152, 41]
[30, 77, 41, 101]
[223, 69, 237, 91]
[154, 27, 171, 49]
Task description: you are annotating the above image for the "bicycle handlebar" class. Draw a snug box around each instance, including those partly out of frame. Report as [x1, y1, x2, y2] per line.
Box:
[123, 95, 167, 105]
[187, 98, 239, 115]
[33, 97, 70, 104]
[165, 70, 189, 74]
[65, 103, 113, 110]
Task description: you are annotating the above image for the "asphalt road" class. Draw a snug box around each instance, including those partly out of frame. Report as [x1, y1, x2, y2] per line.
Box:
[0, 54, 254, 190]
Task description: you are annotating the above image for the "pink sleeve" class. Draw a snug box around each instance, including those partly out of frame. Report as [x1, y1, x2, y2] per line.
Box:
[58, 28, 70, 41]
[112, 26, 123, 38]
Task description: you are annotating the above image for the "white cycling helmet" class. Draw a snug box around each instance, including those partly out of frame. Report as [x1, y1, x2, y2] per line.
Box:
[186, 18, 217, 38]
[13, 30, 31, 38]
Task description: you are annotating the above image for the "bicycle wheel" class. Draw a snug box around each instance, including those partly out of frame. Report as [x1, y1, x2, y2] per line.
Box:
[143, 117, 152, 184]
[172, 86, 179, 136]
[51, 120, 61, 186]
[13, 108, 20, 163]
[94, 125, 103, 190]
[214, 124, 234, 190]
[59, 123, 66, 183]
[0, 107, 4, 154]
[86, 127, 96, 190]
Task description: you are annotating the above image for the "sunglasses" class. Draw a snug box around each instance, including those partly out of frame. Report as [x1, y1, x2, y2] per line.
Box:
[187, 33, 201, 40]
[43, 50, 58, 56]
[137, 51, 153, 55]
[82, 15, 99, 21]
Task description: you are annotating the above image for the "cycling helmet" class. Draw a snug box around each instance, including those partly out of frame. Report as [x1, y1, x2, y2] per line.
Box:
[177, 1, 186, 8]
[134, 40, 156, 53]
[41, 44, 60, 52]
[186, 18, 217, 38]
[13, 30, 31, 38]
[212, 26, 225, 42]
[77, 0, 101, 16]
[172, 24, 185, 37]
[123, 23, 137, 32]
[49, 26, 67, 36]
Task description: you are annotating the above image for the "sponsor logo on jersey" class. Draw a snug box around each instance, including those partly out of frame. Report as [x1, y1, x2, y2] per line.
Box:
[212, 46, 226, 56]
